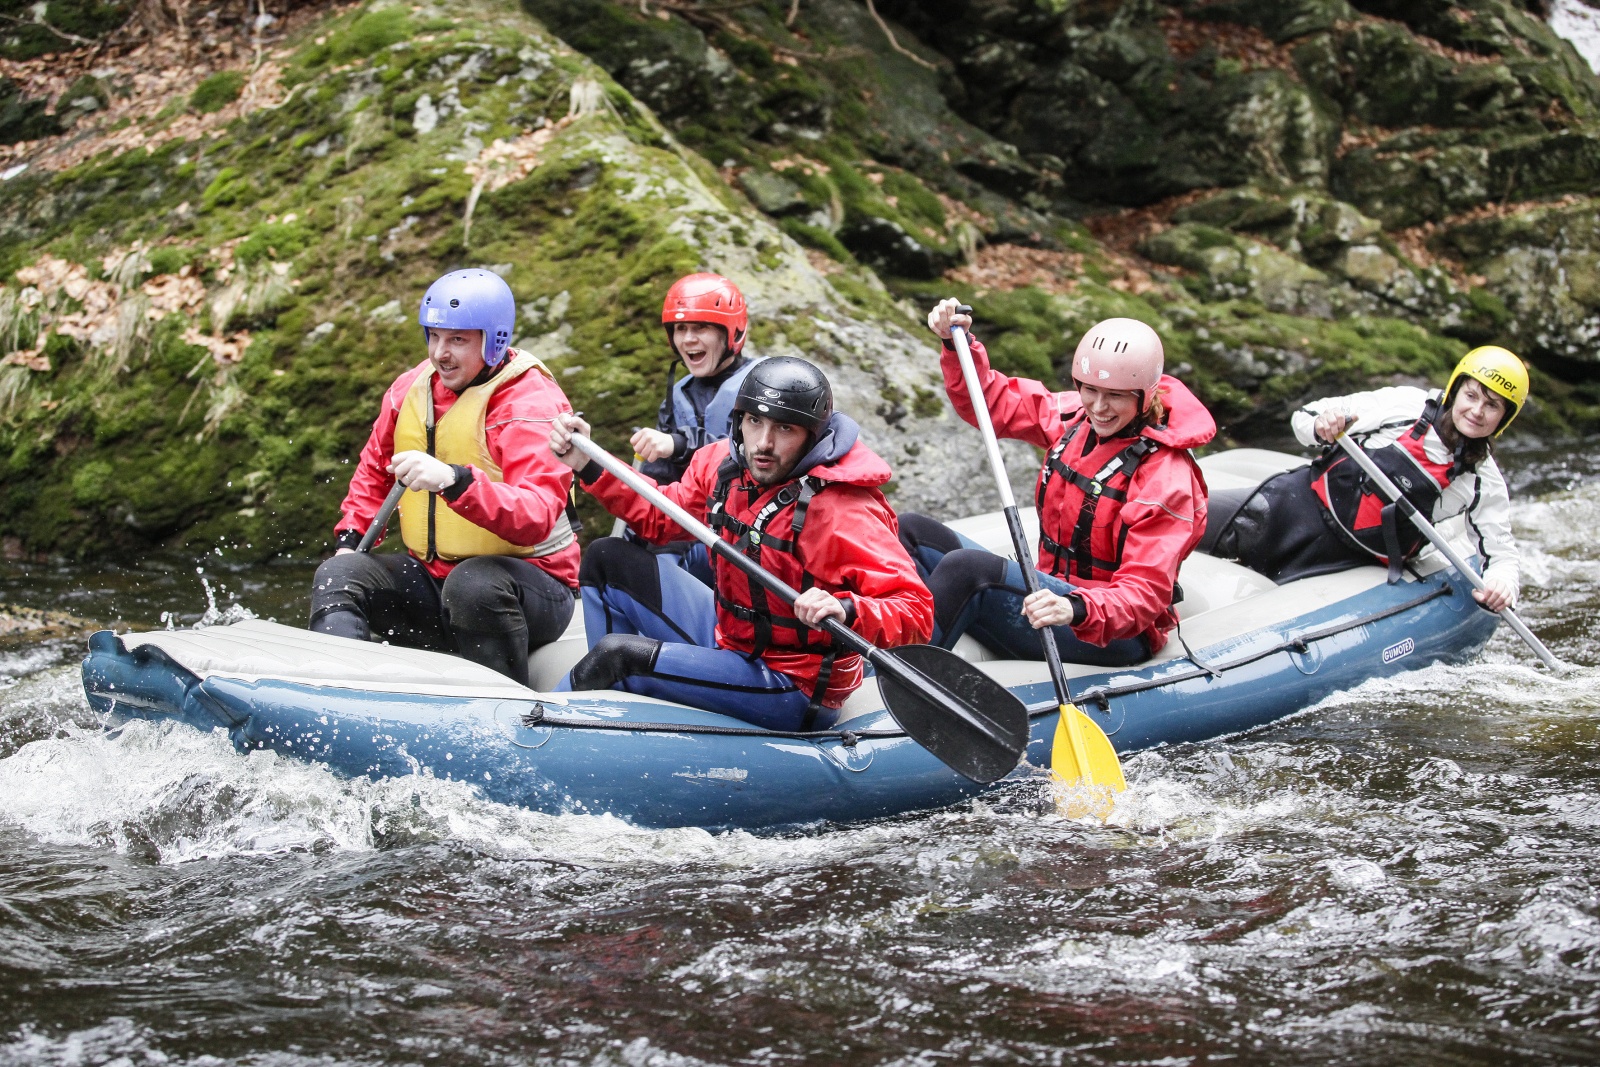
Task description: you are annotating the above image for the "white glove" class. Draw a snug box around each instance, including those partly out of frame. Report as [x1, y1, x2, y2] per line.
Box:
[390, 450, 457, 493]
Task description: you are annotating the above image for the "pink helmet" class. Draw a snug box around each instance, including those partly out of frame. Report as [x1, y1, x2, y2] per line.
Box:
[1072, 318, 1164, 410]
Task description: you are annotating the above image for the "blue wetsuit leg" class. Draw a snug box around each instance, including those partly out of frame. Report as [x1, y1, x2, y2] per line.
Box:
[564, 538, 819, 729]
[901, 514, 1148, 668]
[950, 558, 1148, 668]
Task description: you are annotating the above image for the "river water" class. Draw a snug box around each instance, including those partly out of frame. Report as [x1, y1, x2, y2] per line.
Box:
[0, 444, 1596, 1066]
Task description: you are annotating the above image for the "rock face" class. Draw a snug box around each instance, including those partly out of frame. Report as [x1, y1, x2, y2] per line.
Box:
[0, 0, 1597, 560]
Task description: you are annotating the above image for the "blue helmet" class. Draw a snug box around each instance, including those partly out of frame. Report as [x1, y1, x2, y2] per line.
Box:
[418, 269, 516, 368]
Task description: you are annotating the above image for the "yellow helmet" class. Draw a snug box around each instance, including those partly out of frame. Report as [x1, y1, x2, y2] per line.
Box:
[1444, 345, 1529, 436]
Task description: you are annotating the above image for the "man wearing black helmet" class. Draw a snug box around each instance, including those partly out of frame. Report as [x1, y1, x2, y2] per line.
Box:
[548, 357, 933, 731]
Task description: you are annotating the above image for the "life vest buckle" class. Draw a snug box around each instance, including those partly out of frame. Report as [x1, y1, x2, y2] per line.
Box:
[1089, 480, 1103, 496]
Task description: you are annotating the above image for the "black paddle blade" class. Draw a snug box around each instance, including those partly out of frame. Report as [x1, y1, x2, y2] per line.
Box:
[874, 643, 1030, 785]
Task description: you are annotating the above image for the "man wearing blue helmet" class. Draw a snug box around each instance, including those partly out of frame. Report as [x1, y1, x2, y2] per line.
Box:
[308, 269, 581, 684]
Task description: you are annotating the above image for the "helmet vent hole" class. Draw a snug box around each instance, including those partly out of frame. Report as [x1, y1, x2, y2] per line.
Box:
[449, 299, 461, 308]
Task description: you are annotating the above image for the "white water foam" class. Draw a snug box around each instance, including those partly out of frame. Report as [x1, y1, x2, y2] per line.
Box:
[0, 679, 978, 872]
[1552, 0, 1600, 74]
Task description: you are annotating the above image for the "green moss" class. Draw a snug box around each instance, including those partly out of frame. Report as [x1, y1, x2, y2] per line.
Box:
[190, 70, 246, 114]
[780, 218, 850, 262]
[236, 221, 312, 266]
[330, 7, 413, 62]
[146, 247, 191, 276]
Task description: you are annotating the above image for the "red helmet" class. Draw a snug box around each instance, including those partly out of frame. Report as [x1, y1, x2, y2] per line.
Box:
[661, 273, 748, 357]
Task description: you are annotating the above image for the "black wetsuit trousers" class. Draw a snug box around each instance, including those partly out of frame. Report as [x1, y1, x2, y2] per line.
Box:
[308, 552, 574, 686]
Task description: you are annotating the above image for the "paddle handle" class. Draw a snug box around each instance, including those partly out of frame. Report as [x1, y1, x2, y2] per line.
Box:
[950, 323, 1019, 511]
[952, 323, 1076, 709]
[357, 483, 405, 553]
[1335, 434, 1561, 670]
[567, 432, 1021, 751]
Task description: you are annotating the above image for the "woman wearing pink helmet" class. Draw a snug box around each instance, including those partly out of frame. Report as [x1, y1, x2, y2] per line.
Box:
[898, 299, 1216, 667]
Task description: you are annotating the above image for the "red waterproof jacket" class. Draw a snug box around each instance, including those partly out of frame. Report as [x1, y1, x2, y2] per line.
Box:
[942, 337, 1215, 653]
[335, 358, 581, 586]
[584, 420, 933, 707]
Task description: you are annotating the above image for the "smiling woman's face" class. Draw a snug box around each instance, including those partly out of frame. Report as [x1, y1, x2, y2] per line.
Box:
[1075, 381, 1142, 437]
[1451, 377, 1509, 440]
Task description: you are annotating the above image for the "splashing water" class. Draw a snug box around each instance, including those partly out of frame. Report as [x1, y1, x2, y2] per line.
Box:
[0, 460, 1596, 1064]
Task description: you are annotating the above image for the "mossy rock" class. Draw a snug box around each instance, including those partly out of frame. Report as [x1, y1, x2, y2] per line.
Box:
[0, 76, 60, 145]
[1183, 0, 1356, 43]
[191, 70, 247, 115]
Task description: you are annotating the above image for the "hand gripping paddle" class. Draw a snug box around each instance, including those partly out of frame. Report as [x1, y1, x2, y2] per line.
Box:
[947, 309, 1127, 815]
[567, 431, 1030, 784]
[1336, 432, 1564, 671]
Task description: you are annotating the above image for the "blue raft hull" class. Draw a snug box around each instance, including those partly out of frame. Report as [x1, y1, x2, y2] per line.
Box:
[81, 568, 1497, 831]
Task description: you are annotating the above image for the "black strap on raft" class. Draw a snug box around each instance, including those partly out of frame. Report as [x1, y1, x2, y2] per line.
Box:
[1035, 420, 1159, 580]
[1067, 582, 1453, 713]
[708, 464, 837, 717]
[514, 580, 1456, 743]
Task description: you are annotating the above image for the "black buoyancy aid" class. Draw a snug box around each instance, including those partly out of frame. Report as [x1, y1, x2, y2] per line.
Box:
[706, 458, 838, 710]
[1034, 418, 1161, 582]
[1309, 398, 1461, 580]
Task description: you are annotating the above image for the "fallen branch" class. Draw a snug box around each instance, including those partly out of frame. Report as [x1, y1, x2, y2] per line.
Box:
[0, 12, 99, 46]
[862, 0, 937, 70]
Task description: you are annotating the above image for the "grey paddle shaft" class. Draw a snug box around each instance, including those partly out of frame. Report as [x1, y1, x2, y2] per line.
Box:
[565, 431, 1024, 754]
[357, 483, 405, 553]
[1336, 434, 1561, 670]
[950, 324, 1019, 511]
[949, 322, 1076, 708]
[610, 454, 645, 538]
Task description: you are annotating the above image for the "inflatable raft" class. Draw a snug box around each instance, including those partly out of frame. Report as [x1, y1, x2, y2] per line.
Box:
[81, 450, 1501, 830]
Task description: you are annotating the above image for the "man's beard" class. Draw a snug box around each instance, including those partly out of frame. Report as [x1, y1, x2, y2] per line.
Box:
[748, 451, 796, 486]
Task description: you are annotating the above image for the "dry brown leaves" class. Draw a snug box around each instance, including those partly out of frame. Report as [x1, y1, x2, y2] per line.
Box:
[1086, 188, 1215, 255]
[0, 2, 349, 176]
[769, 156, 831, 177]
[6, 245, 251, 372]
[465, 116, 572, 194]
[946, 244, 1085, 295]
[1160, 14, 1297, 75]
[1392, 193, 1590, 284]
[804, 249, 845, 276]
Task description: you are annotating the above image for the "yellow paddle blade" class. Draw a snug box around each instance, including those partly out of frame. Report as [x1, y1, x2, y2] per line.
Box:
[1050, 703, 1126, 819]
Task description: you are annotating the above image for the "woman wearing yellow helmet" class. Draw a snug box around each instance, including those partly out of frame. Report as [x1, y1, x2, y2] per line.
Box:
[1204, 346, 1528, 612]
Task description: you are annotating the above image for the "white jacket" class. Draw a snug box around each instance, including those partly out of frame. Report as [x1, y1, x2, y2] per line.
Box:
[1291, 386, 1519, 598]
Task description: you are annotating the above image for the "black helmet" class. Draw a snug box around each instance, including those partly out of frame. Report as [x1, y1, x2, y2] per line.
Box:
[733, 356, 833, 432]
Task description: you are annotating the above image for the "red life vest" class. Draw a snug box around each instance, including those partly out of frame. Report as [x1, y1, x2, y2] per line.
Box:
[706, 459, 840, 716]
[1310, 398, 1460, 577]
[1034, 418, 1162, 583]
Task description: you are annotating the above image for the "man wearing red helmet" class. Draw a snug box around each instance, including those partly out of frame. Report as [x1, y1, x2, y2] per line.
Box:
[631, 272, 756, 486]
[897, 298, 1216, 667]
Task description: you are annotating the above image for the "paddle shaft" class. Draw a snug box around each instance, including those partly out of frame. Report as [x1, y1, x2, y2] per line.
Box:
[357, 483, 405, 553]
[949, 323, 1076, 709]
[1335, 433, 1560, 670]
[566, 432, 1020, 751]
[610, 454, 645, 538]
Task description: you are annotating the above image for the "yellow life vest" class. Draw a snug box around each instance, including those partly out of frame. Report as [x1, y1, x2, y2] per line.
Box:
[392, 350, 575, 563]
